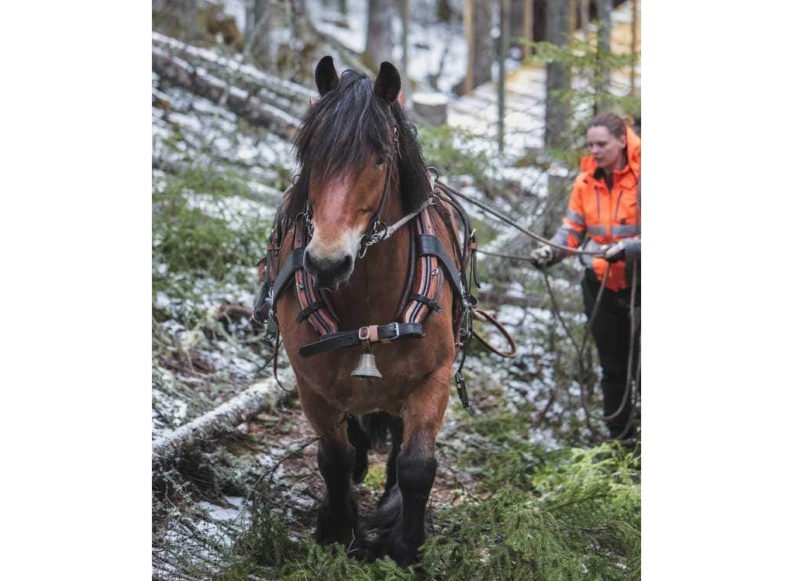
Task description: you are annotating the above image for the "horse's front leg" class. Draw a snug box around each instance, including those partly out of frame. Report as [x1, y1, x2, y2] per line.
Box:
[296, 383, 361, 551]
[383, 367, 450, 566]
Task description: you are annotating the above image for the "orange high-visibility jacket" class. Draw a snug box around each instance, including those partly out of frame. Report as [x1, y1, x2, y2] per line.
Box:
[552, 125, 641, 291]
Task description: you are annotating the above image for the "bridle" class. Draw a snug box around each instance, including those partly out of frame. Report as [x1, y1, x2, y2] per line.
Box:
[302, 124, 427, 260]
[359, 125, 398, 255]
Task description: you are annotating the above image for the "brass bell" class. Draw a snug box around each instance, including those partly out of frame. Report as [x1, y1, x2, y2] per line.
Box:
[351, 352, 382, 378]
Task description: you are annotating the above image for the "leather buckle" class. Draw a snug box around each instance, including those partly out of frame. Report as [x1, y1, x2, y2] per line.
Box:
[358, 326, 370, 341]
[381, 322, 400, 343]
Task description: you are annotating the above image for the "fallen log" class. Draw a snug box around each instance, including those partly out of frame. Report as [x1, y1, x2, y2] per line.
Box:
[152, 380, 279, 469]
[152, 31, 315, 117]
[152, 46, 302, 139]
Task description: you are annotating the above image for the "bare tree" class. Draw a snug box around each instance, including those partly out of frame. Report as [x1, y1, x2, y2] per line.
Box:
[245, 0, 271, 69]
[509, 0, 526, 44]
[365, 0, 395, 68]
[544, 0, 570, 150]
[595, 0, 613, 111]
[463, 0, 493, 92]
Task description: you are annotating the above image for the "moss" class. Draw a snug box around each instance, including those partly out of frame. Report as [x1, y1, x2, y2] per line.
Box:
[152, 167, 268, 332]
[363, 463, 387, 493]
[153, 171, 264, 276]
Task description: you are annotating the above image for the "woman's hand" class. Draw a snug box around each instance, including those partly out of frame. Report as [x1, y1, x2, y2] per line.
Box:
[603, 239, 640, 263]
[530, 246, 555, 269]
[603, 241, 627, 263]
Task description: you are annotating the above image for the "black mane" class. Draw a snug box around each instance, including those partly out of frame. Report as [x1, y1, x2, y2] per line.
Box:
[285, 67, 431, 221]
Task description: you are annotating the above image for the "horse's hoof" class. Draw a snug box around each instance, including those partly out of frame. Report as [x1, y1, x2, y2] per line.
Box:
[316, 496, 362, 548]
[315, 525, 363, 550]
[386, 538, 419, 567]
[380, 522, 422, 567]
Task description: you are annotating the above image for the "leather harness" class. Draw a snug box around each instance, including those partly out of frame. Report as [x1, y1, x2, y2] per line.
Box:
[253, 177, 479, 410]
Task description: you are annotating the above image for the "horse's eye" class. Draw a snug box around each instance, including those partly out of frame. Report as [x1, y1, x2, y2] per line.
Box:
[376, 156, 386, 166]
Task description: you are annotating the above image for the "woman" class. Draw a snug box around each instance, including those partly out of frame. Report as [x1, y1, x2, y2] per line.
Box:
[530, 113, 641, 440]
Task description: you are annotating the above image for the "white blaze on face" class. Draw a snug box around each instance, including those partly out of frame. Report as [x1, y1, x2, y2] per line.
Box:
[305, 223, 362, 265]
[304, 174, 369, 284]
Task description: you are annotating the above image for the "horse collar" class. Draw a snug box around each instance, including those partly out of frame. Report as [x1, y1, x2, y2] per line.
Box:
[294, 204, 450, 357]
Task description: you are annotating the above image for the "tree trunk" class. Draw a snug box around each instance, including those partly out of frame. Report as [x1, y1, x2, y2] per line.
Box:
[630, 0, 638, 95]
[245, 0, 271, 69]
[509, 0, 524, 39]
[365, 0, 394, 69]
[152, 381, 278, 469]
[401, 0, 409, 77]
[436, 0, 453, 21]
[595, 0, 613, 113]
[469, 0, 493, 90]
[533, 0, 547, 42]
[545, 0, 570, 150]
[578, 0, 590, 31]
[498, 0, 509, 152]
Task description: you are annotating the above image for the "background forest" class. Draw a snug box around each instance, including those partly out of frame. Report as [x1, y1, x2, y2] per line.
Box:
[151, 0, 641, 579]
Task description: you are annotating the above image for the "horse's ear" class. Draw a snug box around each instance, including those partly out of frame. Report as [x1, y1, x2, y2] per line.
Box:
[374, 62, 401, 104]
[315, 56, 339, 96]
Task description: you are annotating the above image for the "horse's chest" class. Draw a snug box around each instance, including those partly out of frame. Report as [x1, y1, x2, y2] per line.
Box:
[318, 367, 419, 415]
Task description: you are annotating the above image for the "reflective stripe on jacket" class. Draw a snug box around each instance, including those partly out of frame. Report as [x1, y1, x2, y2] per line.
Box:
[552, 125, 641, 291]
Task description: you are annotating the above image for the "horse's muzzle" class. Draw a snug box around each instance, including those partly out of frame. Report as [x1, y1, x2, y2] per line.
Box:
[304, 250, 354, 289]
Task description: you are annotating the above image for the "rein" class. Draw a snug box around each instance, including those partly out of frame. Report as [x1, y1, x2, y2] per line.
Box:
[431, 174, 605, 257]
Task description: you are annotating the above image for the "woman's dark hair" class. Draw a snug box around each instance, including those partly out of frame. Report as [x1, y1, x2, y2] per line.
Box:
[588, 112, 627, 140]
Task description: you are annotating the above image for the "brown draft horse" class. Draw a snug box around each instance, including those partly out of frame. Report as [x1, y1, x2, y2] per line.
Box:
[263, 56, 466, 565]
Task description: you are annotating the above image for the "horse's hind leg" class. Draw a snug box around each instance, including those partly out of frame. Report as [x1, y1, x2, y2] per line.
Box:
[379, 369, 449, 566]
[297, 385, 362, 551]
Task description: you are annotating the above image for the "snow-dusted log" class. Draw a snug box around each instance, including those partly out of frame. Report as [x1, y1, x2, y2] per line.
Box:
[152, 45, 302, 138]
[153, 32, 316, 118]
[152, 380, 279, 469]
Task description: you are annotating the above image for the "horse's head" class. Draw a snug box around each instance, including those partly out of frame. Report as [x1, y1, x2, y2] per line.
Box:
[292, 56, 417, 290]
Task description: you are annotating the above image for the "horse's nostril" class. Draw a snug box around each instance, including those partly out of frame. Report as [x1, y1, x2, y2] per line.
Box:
[305, 252, 354, 288]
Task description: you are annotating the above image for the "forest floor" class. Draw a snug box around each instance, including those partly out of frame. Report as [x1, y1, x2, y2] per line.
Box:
[153, 374, 640, 580]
